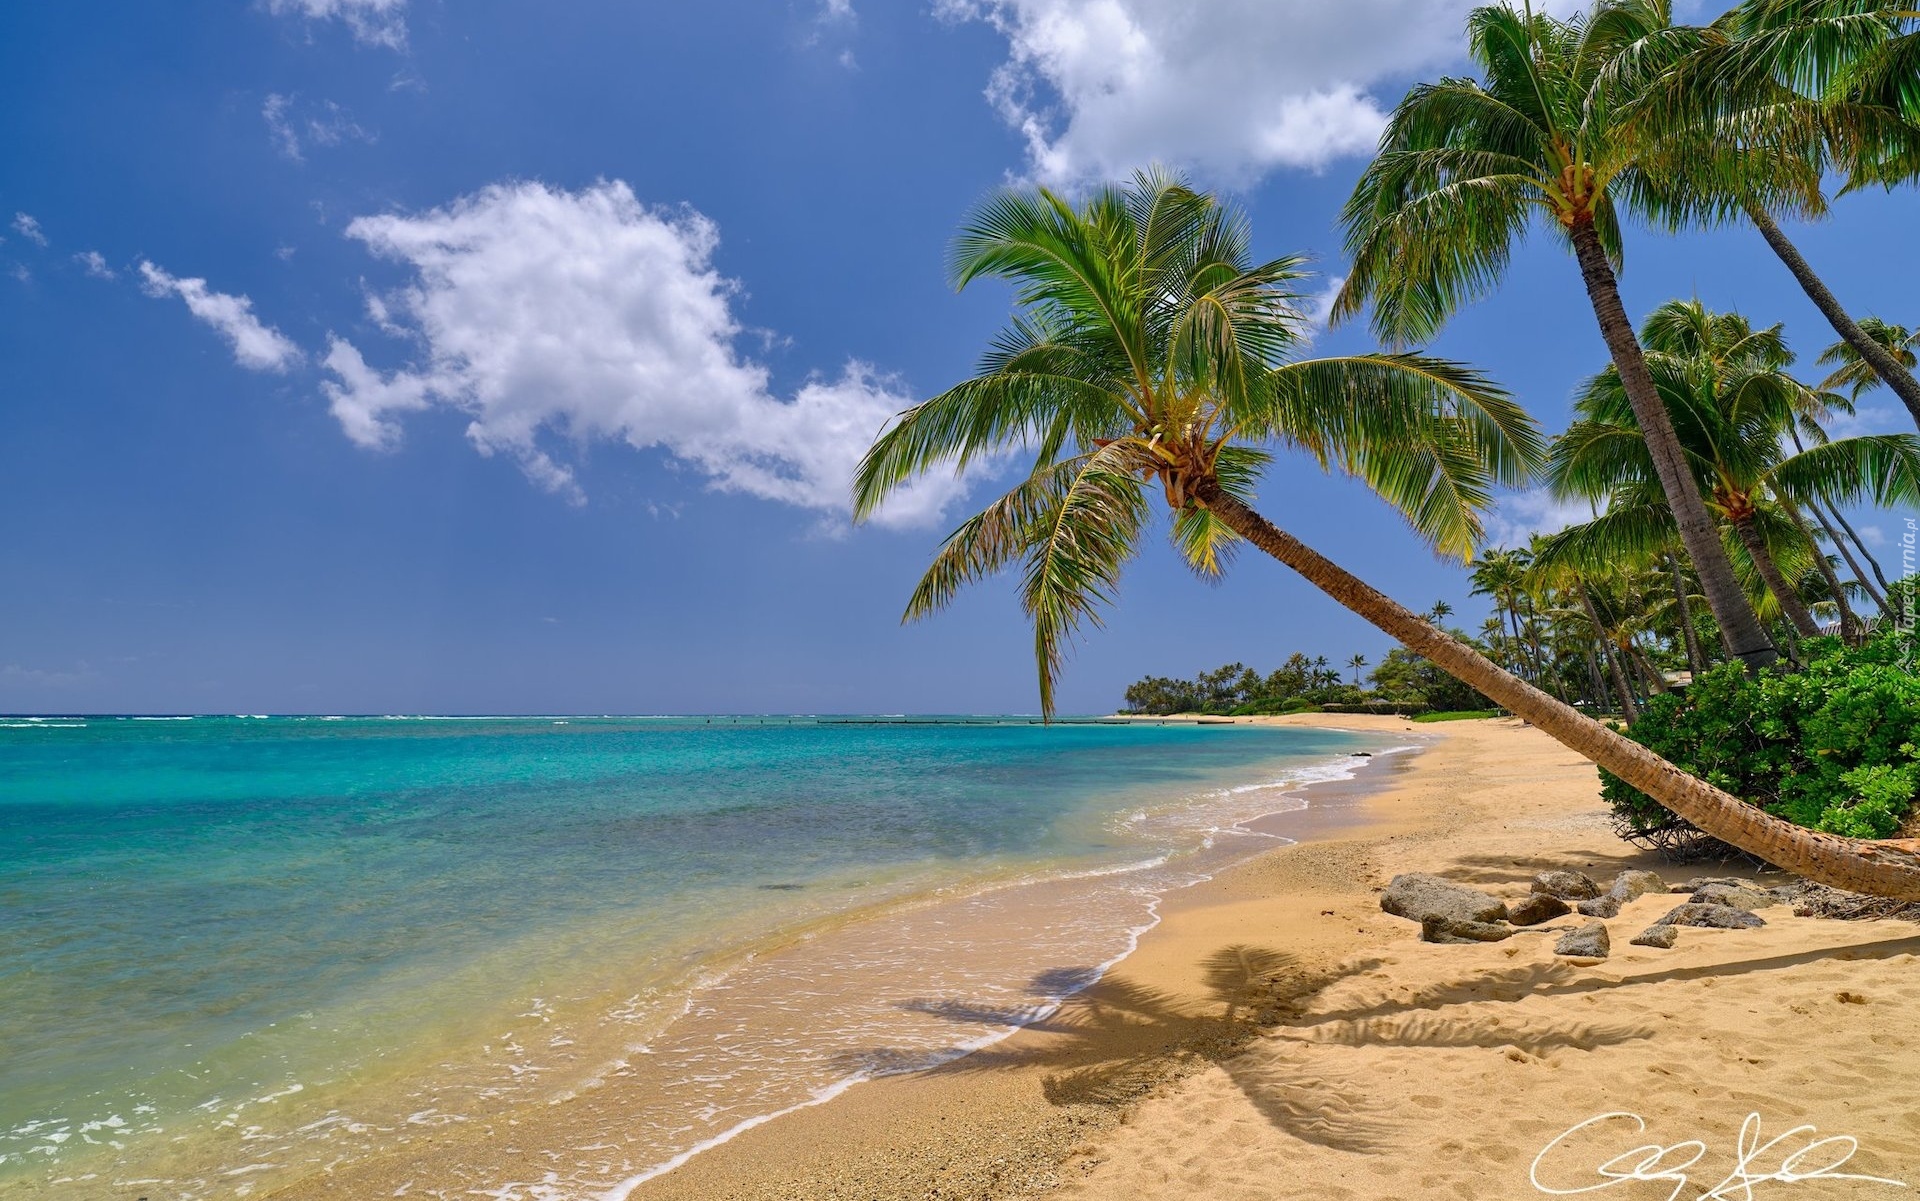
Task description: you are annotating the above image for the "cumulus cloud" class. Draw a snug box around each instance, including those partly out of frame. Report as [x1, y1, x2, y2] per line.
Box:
[1482, 488, 1595, 549]
[264, 93, 376, 162]
[74, 250, 116, 279]
[324, 180, 972, 526]
[265, 0, 407, 49]
[138, 262, 303, 372]
[12, 212, 48, 246]
[941, 0, 1498, 184]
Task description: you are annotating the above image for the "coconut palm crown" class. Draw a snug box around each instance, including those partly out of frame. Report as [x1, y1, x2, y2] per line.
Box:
[1332, 0, 1788, 670]
[1537, 300, 1920, 637]
[855, 172, 1920, 900]
[853, 171, 1542, 713]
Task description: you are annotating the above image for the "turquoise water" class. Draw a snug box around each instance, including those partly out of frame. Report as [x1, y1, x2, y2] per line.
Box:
[0, 715, 1393, 1197]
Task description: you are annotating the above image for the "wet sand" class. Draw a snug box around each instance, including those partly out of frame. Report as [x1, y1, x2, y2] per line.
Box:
[617, 715, 1920, 1201]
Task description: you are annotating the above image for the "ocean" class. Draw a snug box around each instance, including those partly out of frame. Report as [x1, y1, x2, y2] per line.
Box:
[0, 715, 1409, 1199]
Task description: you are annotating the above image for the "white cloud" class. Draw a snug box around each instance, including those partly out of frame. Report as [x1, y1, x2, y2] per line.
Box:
[1483, 488, 1595, 549]
[265, 0, 407, 49]
[12, 212, 48, 246]
[138, 261, 303, 372]
[1306, 274, 1345, 333]
[1820, 401, 1907, 439]
[264, 93, 375, 162]
[940, 0, 1490, 185]
[74, 250, 115, 279]
[324, 180, 973, 526]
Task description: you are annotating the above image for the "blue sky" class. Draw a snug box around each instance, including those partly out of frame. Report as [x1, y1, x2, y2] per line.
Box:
[2, 0, 1914, 715]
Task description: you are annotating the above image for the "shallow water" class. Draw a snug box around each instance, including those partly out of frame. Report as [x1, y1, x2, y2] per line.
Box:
[0, 715, 1403, 1198]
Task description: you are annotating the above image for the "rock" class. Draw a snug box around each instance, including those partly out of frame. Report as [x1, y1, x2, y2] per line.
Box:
[1532, 870, 1602, 902]
[1631, 925, 1679, 949]
[1670, 875, 1754, 894]
[1508, 893, 1572, 926]
[1381, 873, 1510, 926]
[1691, 882, 1777, 911]
[1609, 870, 1667, 903]
[1555, 921, 1611, 959]
[1576, 896, 1622, 918]
[1655, 902, 1767, 930]
[1421, 915, 1515, 944]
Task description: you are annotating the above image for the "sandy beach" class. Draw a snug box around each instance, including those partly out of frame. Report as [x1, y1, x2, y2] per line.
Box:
[622, 714, 1920, 1201]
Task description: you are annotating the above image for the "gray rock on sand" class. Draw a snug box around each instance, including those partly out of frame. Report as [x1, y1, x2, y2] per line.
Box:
[1508, 892, 1572, 926]
[1691, 882, 1778, 911]
[1381, 873, 1510, 925]
[1656, 902, 1767, 929]
[1631, 925, 1679, 949]
[1609, 870, 1667, 903]
[1555, 921, 1611, 959]
[1670, 875, 1754, 894]
[1576, 896, 1622, 918]
[1421, 915, 1516, 944]
[1532, 870, 1602, 902]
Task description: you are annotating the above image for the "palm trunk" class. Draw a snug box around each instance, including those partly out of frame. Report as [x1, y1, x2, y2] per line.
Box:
[1628, 642, 1670, 695]
[1664, 552, 1706, 674]
[1731, 513, 1821, 640]
[1818, 504, 1893, 621]
[1823, 498, 1895, 599]
[1191, 476, 1920, 898]
[1505, 604, 1530, 680]
[1783, 428, 1893, 619]
[1747, 205, 1920, 433]
[1568, 221, 1778, 669]
[1783, 500, 1860, 642]
[1582, 645, 1608, 710]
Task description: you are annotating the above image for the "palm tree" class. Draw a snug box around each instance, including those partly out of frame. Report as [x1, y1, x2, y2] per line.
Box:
[1335, 1, 1783, 670]
[1470, 549, 1537, 679]
[1633, 0, 1920, 428]
[1539, 299, 1920, 640]
[1347, 653, 1369, 685]
[1428, 600, 1454, 623]
[855, 172, 1920, 898]
[1818, 317, 1920, 400]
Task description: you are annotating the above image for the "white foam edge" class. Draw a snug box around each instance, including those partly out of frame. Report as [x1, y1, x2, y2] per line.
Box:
[595, 896, 1165, 1201]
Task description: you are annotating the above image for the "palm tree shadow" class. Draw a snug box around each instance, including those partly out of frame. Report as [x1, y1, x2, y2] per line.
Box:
[833, 944, 1638, 1153]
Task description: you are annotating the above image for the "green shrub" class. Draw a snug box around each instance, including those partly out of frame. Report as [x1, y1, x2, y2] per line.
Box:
[1602, 630, 1920, 849]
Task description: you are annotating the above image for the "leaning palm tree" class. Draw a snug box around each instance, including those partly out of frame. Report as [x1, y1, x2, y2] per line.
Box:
[1335, 0, 1783, 670]
[1538, 300, 1920, 639]
[1631, 0, 1920, 428]
[855, 172, 1920, 898]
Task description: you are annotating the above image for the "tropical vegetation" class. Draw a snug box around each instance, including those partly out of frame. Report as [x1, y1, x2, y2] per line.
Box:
[854, 0, 1920, 899]
[1606, 624, 1920, 854]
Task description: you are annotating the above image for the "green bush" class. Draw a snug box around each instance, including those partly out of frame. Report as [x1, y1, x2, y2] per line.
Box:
[1602, 630, 1920, 847]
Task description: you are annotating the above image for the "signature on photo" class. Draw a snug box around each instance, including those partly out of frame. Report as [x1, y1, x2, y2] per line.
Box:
[1530, 1111, 1908, 1199]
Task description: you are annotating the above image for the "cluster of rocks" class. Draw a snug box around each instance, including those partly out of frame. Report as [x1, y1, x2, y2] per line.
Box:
[1378, 868, 1785, 960]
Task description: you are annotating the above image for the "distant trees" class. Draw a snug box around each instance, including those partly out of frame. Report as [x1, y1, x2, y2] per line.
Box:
[1120, 642, 1494, 716]
[1121, 652, 1368, 715]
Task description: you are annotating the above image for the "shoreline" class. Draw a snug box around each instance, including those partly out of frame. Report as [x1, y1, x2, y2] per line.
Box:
[620, 714, 1920, 1201]
[229, 720, 1405, 1201]
[597, 733, 1429, 1200]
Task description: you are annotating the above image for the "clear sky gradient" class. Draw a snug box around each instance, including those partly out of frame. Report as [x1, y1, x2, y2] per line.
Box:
[2, 0, 1913, 715]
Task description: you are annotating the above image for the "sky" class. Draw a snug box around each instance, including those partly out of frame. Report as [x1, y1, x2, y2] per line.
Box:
[1, 0, 1914, 716]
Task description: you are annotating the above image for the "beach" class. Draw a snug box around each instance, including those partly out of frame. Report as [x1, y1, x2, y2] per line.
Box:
[620, 714, 1920, 1201]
